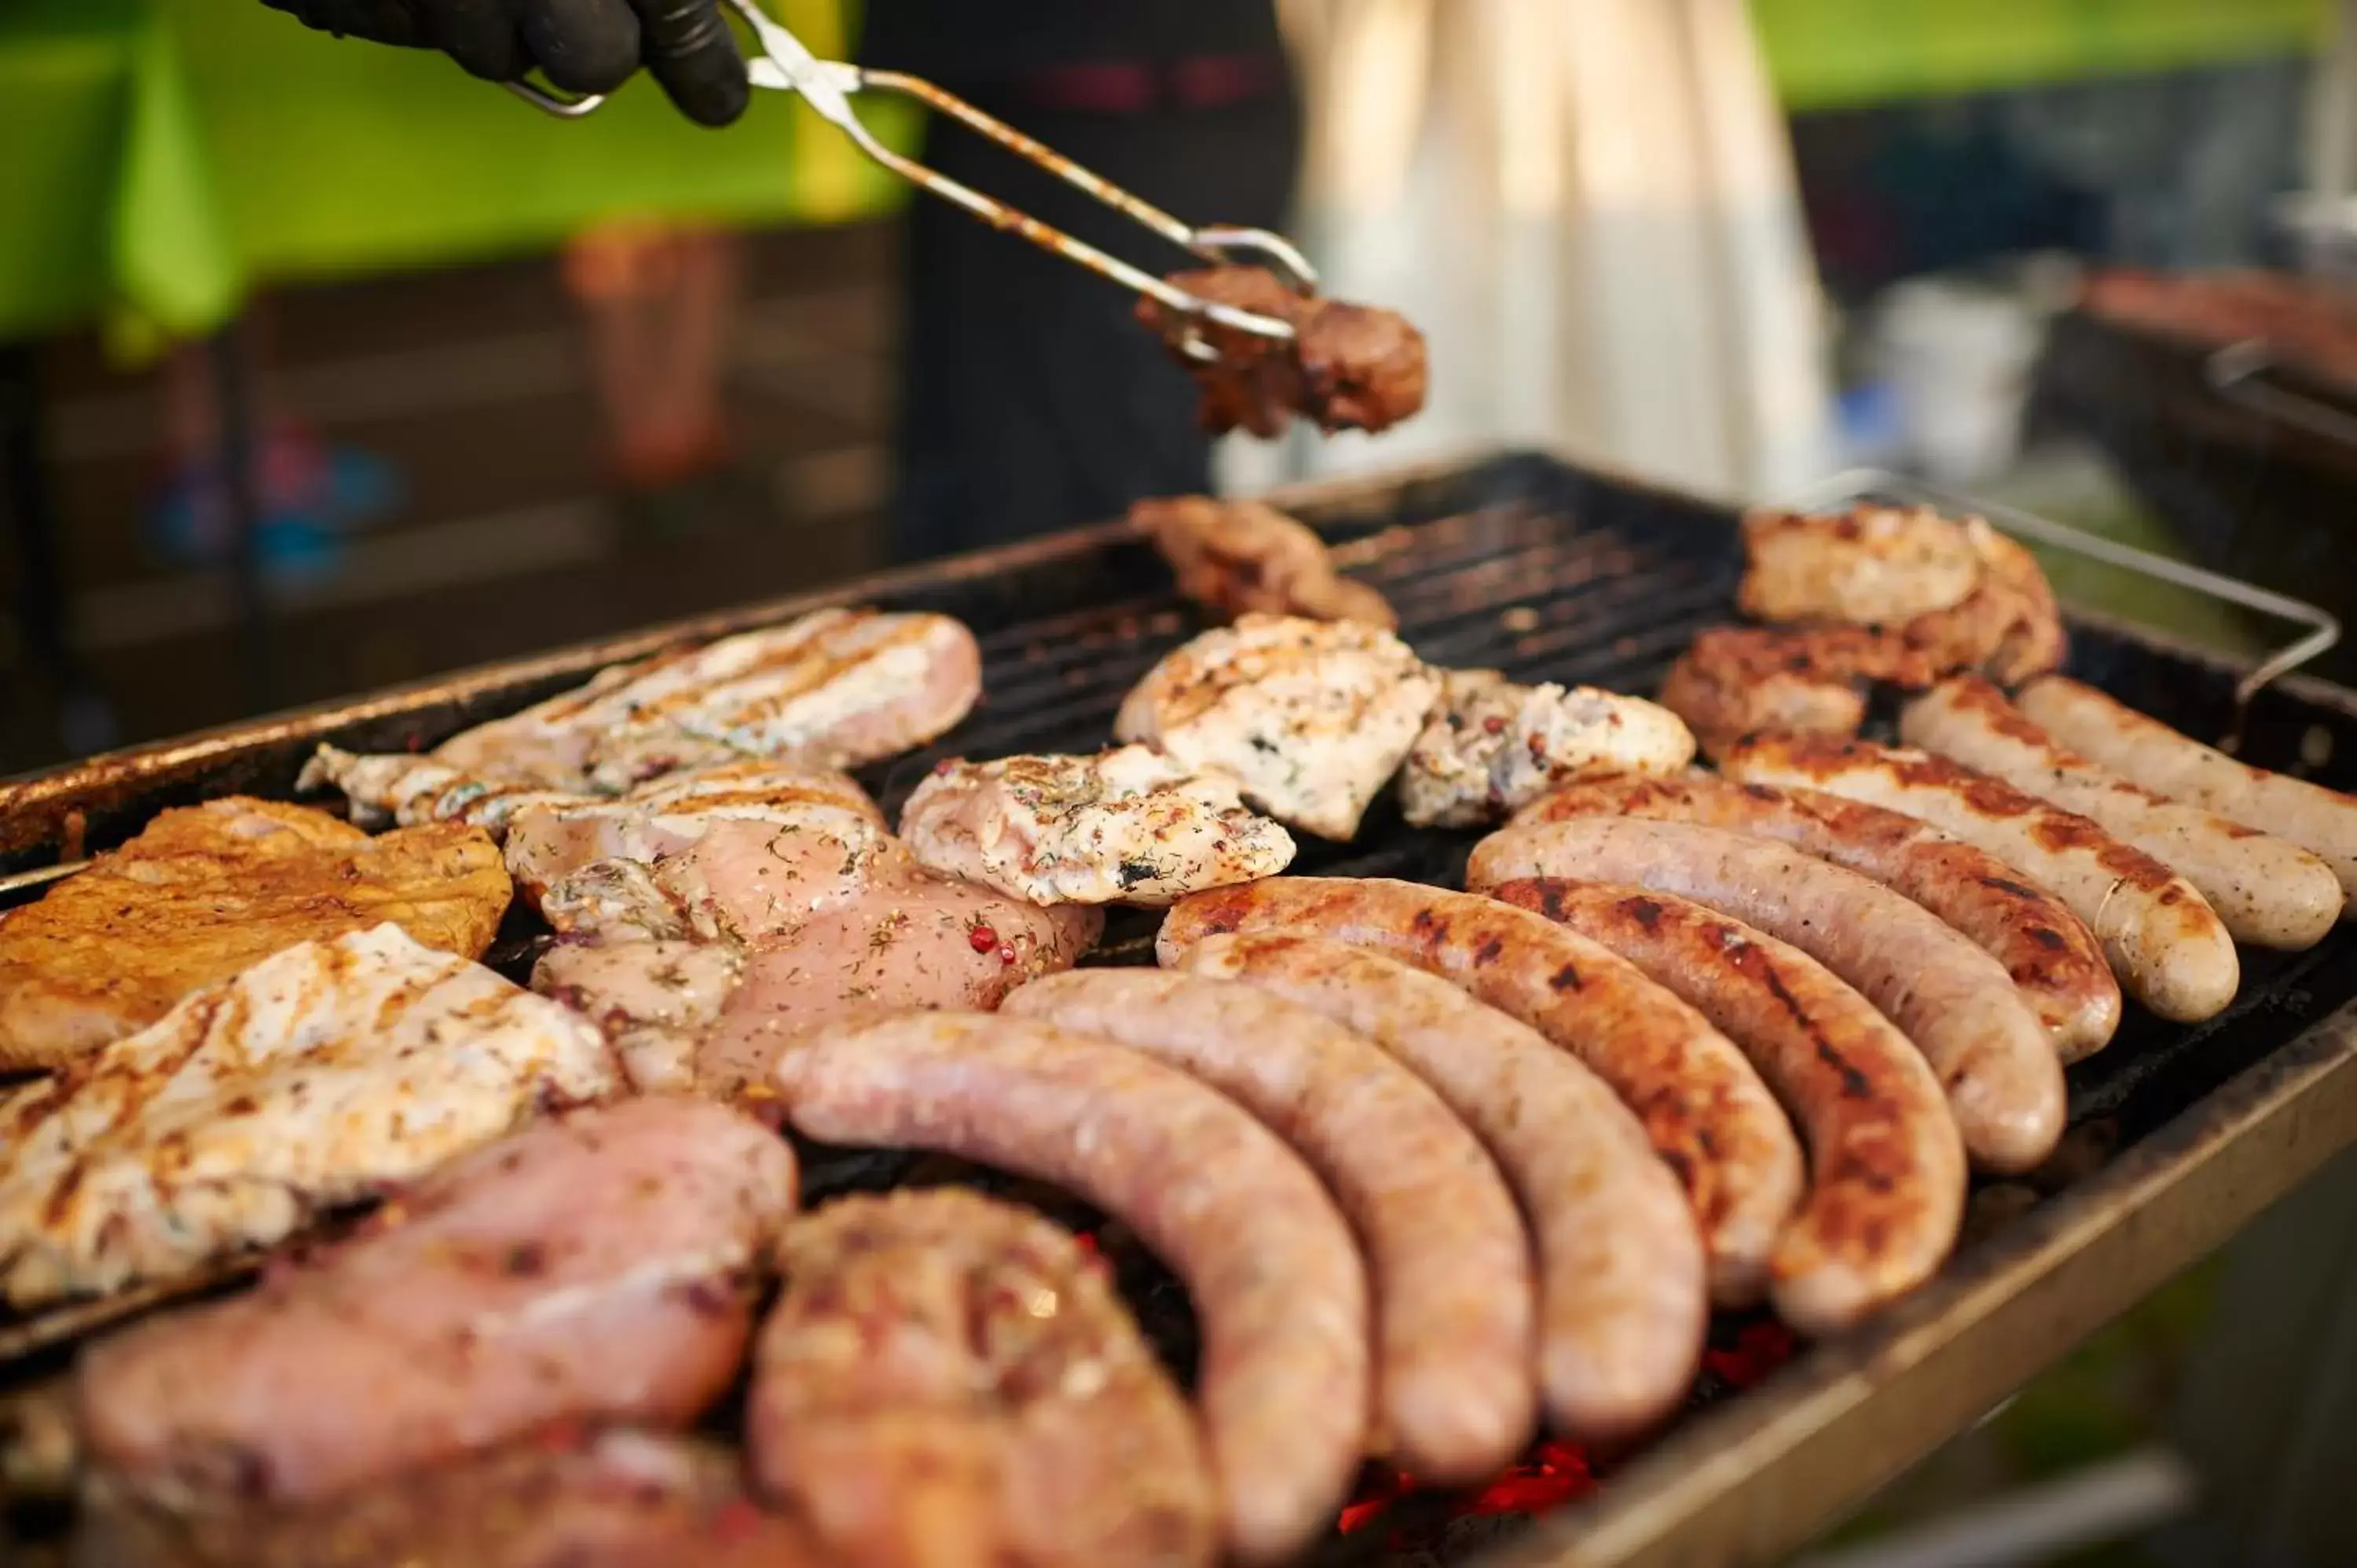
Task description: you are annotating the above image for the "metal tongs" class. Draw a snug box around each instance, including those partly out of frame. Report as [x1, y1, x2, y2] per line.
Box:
[508, 0, 1314, 361]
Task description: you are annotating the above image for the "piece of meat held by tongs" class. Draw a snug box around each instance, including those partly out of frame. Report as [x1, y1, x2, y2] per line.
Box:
[504, 0, 1422, 438]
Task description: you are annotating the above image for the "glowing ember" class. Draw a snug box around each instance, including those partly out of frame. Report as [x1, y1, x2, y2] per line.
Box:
[1337, 1317, 1800, 1538]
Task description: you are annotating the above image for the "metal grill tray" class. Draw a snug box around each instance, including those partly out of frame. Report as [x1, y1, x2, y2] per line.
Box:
[7, 450, 2357, 1567]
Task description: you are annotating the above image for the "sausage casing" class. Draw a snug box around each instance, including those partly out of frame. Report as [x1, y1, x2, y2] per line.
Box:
[1468, 819, 2064, 1174]
[772, 1011, 1368, 1566]
[1901, 676, 2342, 950]
[1484, 878, 1967, 1332]
[1158, 877, 1800, 1306]
[1171, 932, 1707, 1438]
[1512, 771, 2121, 1058]
[1003, 969, 1534, 1482]
[2017, 672, 2357, 906]
[1721, 734, 2241, 1024]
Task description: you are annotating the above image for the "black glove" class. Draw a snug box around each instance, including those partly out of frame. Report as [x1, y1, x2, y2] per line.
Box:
[265, 0, 750, 126]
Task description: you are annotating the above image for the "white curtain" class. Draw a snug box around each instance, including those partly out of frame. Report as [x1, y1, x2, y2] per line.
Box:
[1223, 0, 1835, 505]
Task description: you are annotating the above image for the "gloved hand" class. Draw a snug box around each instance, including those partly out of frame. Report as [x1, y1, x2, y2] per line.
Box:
[262, 0, 750, 126]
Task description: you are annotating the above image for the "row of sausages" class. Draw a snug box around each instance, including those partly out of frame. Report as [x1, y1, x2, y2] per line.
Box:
[772, 679, 2357, 1563]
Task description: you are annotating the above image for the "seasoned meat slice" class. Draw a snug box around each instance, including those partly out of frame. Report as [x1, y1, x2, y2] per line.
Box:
[301, 606, 981, 808]
[1, 925, 619, 1309]
[76, 1097, 797, 1508]
[1658, 625, 1930, 760]
[694, 867, 1104, 1094]
[503, 760, 886, 910]
[1138, 266, 1428, 438]
[1399, 669, 1696, 828]
[1897, 519, 2066, 687]
[71, 1431, 827, 1568]
[1738, 505, 1985, 625]
[530, 803, 1103, 1096]
[0, 798, 511, 1071]
[750, 1189, 1216, 1568]
[1115, 613, 1439, 841]
[1135, 494, 1396, 628]
[898, 745, 1296, 906]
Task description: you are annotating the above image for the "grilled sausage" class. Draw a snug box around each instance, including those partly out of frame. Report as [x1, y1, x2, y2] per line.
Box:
[2017, 673, 2357, 906]
[1721, 734, 2239, 1024]
[1003, 969, 1534, 1482]
[1157, 877, 1800, 1306]
[1172, 932, 1706, 1438]
[1513, 772, 2122, 1059]
[772, 1011, 1368, 1566]
[751, 1190, 1216, 1568]
[1483, 878, 1967, 1332]
[1468, 819, 2063, 1174]
[1901, 676, 2342, 950]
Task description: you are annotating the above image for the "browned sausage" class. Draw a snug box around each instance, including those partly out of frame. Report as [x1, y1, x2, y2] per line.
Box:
[772, 1011, 1368, 1566]
[1003, 969, 1534, 1482]
[1157, 877, 1800, 1306]
[1512, 771, 2121, 1059]
[1902, 676, 2343, 949]
[1485, 878, 1967, 1332]
[750, 1189, 1216, 1568]
[1171, 932, 1706, 1438]
[1721, 733, 2240, 1023]
[2019, 673, 2357, 903]
[1469, 819, 2063, 1174]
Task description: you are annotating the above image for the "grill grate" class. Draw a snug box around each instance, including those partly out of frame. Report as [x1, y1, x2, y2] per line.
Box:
[9, 452, 2357, 1566]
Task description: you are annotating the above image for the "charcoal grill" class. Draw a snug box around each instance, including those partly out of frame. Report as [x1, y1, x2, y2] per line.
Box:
[6, 449, 2357, 1568]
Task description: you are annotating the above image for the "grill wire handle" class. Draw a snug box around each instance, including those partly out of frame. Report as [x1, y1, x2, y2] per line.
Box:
[1782, 467, 2343, 746]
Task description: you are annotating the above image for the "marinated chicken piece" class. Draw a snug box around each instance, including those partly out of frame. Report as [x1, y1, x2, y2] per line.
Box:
[1738, 505, 1985, 626]
[898, 746, 1296, 906]
[1399, 670, 1697, 828]
[1134, 495, 1397, 628]
[691, 862, 1104, 1095]
[1115, 614, 1440, 841]
[503, 760, 886, 909]
[1138, 266, 1428, 438]
[0, 925, 619, 1310]
[73, 1431, 827, 1568]
[533, 939, 745, 1094]
[533, 809, 1103, 1097]
[77, 1097, 796, 1508]
[1658, 625, 1925, 760]
[1663, 514, 2066, 760]
[290, 749, 582, 834]
[1899, 518, 2066, 687]
[300, 606, 981, 811]
[750, 1189, 1216, 1568]
[0, 798, 511, 1072]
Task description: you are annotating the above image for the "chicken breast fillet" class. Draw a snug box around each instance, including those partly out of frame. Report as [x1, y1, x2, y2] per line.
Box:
[897, 745, 1296, 906]
[1738, 505, 1985, 626]
[0, 925, 620, 1310]
[1399, 670, 1698, 828]
[0, 798, 511, 1072]
[77, 1097, 794, 1509]
[300, 606, 981, 812]
[1114, 613, 1440, 841]
[1134, 494, 1397, 628]
[502, 760, 887, 910]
